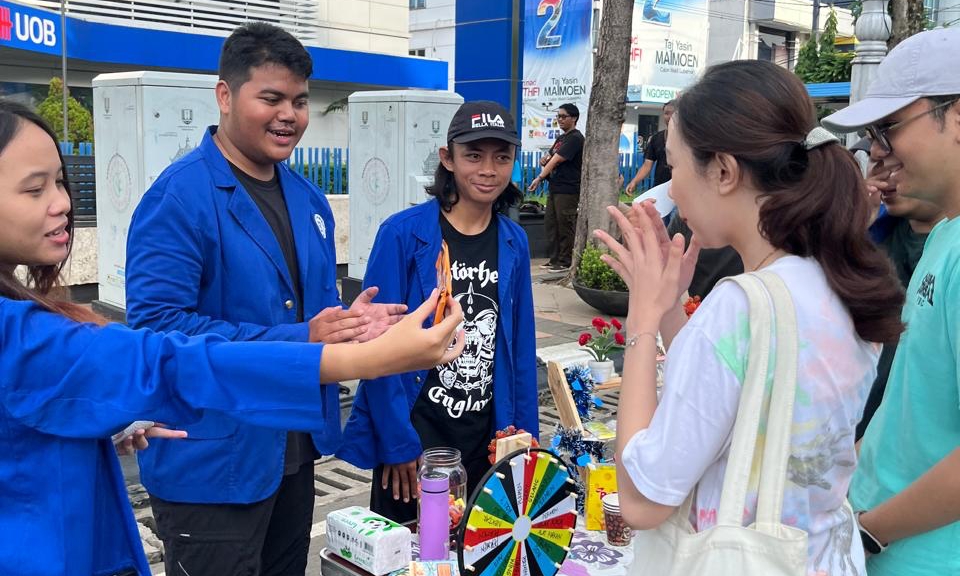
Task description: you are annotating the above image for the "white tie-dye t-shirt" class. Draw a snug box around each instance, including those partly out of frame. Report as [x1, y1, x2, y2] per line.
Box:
[622, 256, 880, 576]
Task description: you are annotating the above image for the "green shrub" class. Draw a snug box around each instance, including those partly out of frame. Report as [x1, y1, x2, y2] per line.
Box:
[577, 245, 628, 292]
[36, 77, 93, 144]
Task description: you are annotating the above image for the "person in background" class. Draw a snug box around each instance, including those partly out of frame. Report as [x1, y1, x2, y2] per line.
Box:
[856, 157, 944, 440]
[529, 103, 584, 272]
[822, 28, 960, 575]
[626, 100, 675, 196]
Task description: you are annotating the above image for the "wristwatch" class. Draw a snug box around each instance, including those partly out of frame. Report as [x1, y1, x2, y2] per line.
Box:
[856, 512, 887, 555]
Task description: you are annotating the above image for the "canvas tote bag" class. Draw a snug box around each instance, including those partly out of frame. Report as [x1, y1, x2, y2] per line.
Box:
[628, 271, 808, 576]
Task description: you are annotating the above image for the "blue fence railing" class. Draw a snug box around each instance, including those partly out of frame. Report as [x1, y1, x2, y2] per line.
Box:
[60, 141, 94, 156]
[520, 151, 655, 198]
[58, 143, 654, 219]
[287, 147, 348, 195]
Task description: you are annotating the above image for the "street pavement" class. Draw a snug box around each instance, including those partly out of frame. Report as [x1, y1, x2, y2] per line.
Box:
[124, 257, 617, 575]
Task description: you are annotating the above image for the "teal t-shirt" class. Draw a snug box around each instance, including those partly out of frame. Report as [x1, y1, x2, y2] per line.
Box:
[850, 216, 960, 575]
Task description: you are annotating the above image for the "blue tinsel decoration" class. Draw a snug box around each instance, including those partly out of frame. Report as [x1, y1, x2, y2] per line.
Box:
[551, 425, 606, 513]
[564, 364, 603, 421]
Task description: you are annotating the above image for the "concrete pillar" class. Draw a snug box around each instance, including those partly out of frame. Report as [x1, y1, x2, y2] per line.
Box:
[846, 0, 890, 142]
[850, 0, 891, 105]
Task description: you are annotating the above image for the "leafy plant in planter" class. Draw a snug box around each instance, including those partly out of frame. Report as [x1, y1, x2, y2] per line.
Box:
[573, 245, 629, 316]
[576, 245, 627, 292]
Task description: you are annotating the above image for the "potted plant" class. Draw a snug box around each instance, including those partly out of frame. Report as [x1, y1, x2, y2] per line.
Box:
[573, 245, 629, 316]
[579, 317, 625, 383]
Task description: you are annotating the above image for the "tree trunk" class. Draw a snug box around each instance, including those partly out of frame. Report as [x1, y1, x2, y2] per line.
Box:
[567, 0, 635, 283]
[888, 0, 927, 49]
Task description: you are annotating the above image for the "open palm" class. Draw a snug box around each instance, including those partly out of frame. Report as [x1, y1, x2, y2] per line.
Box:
[627, 201, 701, 301]
[349, 287, 408, 342]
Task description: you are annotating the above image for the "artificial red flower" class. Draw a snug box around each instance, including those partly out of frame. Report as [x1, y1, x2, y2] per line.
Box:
[592, 317, 608, 332]
[579, 333, 592, 346]
[487, 427, 539, 464]
[683, 295, 702, 318]
[610, 318, 622, 330]
[614, 332, 626, 345]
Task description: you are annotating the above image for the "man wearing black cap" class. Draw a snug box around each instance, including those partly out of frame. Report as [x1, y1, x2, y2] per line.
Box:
[338, 101, 540, 524]
[529, 103, 584, 271]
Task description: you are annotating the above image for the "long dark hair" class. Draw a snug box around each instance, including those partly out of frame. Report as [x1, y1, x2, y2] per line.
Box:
[0, 100, 104, 324]
[427, 141, 523, 214]
[675, 60, 903, 344]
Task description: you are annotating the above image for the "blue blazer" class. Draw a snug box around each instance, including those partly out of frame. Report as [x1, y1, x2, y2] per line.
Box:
[0, 298, 329, 575]
[337, 199, 539, 468]
[125, 127, 342, 504]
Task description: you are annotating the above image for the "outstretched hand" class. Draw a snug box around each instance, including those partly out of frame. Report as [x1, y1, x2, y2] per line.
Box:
[317, 290, 465, 383]
[308, 306, 367, 344]
[348, 287, 407, 343]
[593, 206, 686, 330]
[374, 289, 466, 375]
[627, 200, 701, 301]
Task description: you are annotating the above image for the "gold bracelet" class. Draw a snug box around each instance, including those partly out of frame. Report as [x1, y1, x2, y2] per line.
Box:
[624, 332, 657, 347]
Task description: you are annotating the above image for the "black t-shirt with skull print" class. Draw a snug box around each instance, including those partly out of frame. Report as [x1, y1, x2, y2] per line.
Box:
[411, 214, 499, 491]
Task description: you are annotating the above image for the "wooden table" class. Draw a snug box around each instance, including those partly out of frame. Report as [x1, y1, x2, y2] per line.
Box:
[318, 523, 636, 576]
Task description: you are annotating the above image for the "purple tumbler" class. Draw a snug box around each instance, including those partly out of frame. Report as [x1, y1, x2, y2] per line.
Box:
[419, 471, 451, 561]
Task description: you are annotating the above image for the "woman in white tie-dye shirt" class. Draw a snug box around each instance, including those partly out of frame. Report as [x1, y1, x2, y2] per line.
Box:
[594, 60, 906, 576]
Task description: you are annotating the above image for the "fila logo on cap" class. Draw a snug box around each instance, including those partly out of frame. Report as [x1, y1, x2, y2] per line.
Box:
[471, 113, 505, 129]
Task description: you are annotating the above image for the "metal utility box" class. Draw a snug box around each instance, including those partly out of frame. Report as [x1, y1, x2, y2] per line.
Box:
[347, 90, 463, 280]
[92, 71, 219, 312]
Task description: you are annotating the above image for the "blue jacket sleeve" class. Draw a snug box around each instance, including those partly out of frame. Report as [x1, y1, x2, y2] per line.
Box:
[338, 223, 423, 467]
[0, 300, 325, 437]
[512, 237, 541, 439]
[125, 188, 309, 342]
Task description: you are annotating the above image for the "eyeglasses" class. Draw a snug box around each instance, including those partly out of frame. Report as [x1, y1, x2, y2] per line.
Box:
[556, 114, 571, 119]
[866, 98, 959, 154]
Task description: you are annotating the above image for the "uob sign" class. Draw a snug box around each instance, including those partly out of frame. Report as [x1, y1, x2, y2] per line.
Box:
[0, 1, 60, 53]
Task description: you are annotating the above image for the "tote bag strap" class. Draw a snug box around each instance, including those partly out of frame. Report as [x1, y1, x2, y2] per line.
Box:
[715, 271, 799, 531]
[753, 270, 799, 528]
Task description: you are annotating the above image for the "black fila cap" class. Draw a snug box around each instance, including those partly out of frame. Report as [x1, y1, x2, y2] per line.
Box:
[446, 100, 521, 146]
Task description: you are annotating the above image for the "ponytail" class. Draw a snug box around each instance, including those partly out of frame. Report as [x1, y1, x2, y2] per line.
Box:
[758, 143, 904, 343]
[675, 60, 903, 344]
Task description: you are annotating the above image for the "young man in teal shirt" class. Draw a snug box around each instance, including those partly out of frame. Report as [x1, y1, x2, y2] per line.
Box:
[823, 28, 960, 576]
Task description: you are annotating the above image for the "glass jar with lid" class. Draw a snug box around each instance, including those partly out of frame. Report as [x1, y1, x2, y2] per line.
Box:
[418, 447, 468, 535]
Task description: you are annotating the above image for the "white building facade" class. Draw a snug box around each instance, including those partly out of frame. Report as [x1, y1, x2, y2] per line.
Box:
[408, 0, 456, 89]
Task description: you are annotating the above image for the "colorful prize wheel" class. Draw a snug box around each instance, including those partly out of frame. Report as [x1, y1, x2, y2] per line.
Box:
[458, 448, 577, 576]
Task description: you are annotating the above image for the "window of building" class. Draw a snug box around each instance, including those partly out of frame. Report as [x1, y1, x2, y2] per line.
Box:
[409, 48, 427, 57]
[410, 0, 426, 9]
[757, 27, 796, 70]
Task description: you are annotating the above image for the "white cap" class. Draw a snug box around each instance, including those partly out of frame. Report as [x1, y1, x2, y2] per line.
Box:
[822, 28, 960, 131]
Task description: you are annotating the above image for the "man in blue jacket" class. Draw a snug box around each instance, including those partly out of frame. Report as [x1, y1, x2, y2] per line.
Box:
[338, 101, 540, 523]
[125, 23, 403, 576]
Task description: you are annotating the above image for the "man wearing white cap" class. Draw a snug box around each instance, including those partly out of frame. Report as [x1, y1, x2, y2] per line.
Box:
[821, 28, 960, 576]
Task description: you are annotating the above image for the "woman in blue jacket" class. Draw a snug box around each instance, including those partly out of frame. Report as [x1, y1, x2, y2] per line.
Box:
[338, 101, 540, 523]
[0, 100, 465, 576]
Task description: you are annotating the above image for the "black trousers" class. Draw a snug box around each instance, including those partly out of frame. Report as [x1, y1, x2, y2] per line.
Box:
[150, 463, 315, 576]
[544, 192, 579, 267]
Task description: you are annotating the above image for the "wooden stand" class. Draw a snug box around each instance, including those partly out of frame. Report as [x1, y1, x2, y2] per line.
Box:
[493, 432, 533, 462]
